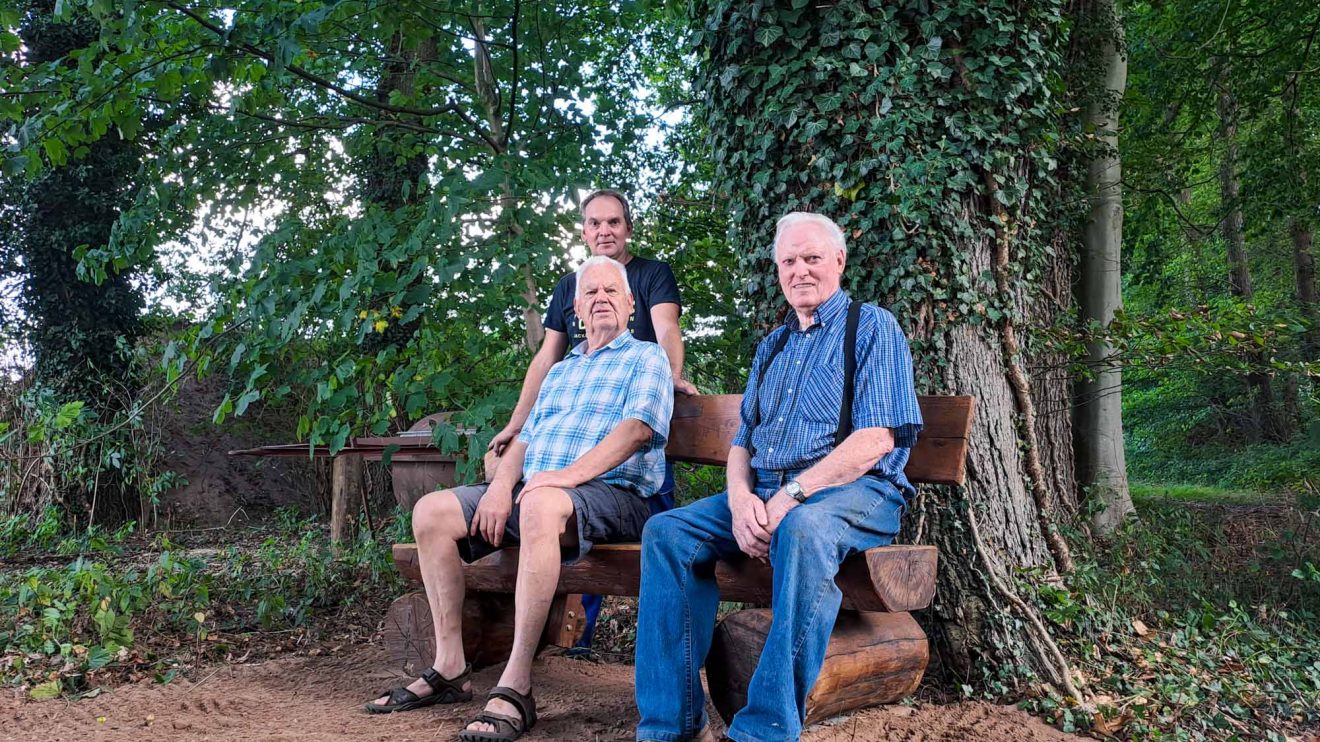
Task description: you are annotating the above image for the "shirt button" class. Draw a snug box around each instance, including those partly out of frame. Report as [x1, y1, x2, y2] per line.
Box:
[778, 417, 784, 422]
[768, 448, 774, 453]
[788, 388, 793, 393]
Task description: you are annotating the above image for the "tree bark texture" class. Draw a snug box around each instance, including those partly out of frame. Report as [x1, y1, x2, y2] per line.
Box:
[1074, 0, 1134, 536]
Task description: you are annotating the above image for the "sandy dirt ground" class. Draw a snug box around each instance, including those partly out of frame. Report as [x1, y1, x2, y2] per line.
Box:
[1, 644, 1085, 742]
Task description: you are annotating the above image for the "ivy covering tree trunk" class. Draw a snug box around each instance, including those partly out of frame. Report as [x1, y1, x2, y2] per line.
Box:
[1, 2, 145, 523]
[693, 0, 1085, 693]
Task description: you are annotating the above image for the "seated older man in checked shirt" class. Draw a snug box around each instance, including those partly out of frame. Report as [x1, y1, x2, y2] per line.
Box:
[635, 212, 923, 742]
[367, 255, 673, 742]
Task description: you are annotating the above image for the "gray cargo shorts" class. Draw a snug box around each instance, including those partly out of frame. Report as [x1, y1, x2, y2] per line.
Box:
[449, 478, 651, 565]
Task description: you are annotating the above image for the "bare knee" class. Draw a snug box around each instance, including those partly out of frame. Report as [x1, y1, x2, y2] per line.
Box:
[412, 490, 468, 543]
[517, 488, 574, 543]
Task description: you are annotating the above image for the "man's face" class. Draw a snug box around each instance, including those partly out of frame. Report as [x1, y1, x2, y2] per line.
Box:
[775, 222, 846, 318]
[581, 195, 632, 260]
[574, 263, 634, 338]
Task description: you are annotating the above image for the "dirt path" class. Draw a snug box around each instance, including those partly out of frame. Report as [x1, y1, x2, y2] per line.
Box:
[1, 645, 1083, 741]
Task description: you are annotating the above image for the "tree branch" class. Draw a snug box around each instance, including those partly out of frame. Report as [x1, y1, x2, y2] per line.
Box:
[165, 1, 499, 150]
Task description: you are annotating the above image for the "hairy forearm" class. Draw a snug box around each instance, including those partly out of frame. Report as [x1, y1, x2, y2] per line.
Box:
[794, 427, 894, 497]
[559, 419, 654, 486]
[493, 439, 528, 489]
[652, 304, 687, 380]
[727, 445, 756, 497]
[656, 323, 686, 380]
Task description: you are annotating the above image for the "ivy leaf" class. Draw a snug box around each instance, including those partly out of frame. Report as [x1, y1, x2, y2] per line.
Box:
[754, 25, 784, 47]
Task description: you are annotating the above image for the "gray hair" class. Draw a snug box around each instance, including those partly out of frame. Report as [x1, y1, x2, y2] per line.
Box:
[574, 255, 632, 299]
[774, 212, 847, 257]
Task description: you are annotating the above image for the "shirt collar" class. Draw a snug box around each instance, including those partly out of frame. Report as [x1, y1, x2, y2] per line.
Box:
[570, 330, 633, 357]
[787, 288, 849, 332]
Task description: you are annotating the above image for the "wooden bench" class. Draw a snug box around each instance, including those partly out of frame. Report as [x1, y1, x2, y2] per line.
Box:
[386, 394, 974, 725]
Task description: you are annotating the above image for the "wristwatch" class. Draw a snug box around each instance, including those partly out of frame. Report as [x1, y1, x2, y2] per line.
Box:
[785, 479, 807, 503]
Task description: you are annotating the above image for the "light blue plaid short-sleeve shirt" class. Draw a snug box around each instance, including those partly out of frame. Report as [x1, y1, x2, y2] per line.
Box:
[732, 289, 924, 497]
[518, 332, 673, 496]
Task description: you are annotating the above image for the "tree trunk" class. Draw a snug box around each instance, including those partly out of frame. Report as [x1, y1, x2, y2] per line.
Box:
[1292, 219, 1319, 355]
[1218, 89, 1253, 300]
[471, 14, 544, 352]
[356, 30, 438, 430]
[11, 5, 145, 524]
[1074, 0, 1134, 536]
[1217, 81, 1284, 442]
[695, 0, 1085, 698]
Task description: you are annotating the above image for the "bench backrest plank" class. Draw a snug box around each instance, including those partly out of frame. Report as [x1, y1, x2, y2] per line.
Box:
[667, 394, 974, 487]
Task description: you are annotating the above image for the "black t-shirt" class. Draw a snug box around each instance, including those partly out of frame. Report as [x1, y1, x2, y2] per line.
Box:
[543, 255, 682, 350]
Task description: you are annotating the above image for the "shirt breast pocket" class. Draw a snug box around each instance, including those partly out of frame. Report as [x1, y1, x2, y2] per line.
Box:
[801, 348, 846, 426]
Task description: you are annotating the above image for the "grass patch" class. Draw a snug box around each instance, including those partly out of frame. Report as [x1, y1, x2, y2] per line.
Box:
[1130, 482, 1278, 504]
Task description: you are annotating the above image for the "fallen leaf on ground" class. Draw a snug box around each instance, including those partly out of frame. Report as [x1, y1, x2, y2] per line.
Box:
[29, 680, 61, 700]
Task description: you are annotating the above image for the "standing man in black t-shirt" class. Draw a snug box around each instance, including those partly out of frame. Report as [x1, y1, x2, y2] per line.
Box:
[485, 189, 695, 649]
[487, 189, 696, 469]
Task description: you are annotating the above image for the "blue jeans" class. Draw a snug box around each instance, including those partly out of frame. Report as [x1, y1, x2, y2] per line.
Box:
[634, 470, 906, 742]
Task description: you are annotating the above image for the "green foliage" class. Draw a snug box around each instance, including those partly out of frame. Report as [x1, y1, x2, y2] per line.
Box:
[1128, 434, 1320, 494]
[1025, 498, 1319, 738]
[0, 509, 405, 694]
[1121, 0, 1320, 451]
[0, 374, 184, 526]
[689, 0, 1084, 406]
[0, 0, 682, 462]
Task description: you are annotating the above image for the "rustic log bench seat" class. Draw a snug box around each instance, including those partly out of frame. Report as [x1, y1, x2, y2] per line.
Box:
[386, 393, 974, 726]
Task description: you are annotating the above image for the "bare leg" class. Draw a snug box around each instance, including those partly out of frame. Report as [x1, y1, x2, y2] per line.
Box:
[369, 490, 472, 707]
[466, 486, 575, 734]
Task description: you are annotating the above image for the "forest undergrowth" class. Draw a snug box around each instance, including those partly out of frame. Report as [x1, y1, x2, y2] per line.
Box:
[3, 491, 1316, 741]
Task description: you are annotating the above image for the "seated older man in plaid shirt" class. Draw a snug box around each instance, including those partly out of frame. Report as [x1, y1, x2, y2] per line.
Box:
[636, 212, 924, 742]
[367, 255, 673, 742]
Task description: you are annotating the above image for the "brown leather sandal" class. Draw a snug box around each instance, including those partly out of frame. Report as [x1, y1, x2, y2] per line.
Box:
[457, 685, 536, 741]
[363, 664, 472, 713]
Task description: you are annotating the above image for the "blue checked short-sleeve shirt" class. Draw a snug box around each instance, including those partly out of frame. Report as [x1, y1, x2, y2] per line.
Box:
[732, 289, 923, 496]
[518, 332, 673, 496]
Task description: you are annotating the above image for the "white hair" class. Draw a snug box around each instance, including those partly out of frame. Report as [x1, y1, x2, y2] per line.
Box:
[574, 255, 632, 299]
[774, 212, 847, 257]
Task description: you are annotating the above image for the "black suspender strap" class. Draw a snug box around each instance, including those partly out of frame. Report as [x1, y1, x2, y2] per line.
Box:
[835, 299, 862, 446]
[747, 299, 864, 458]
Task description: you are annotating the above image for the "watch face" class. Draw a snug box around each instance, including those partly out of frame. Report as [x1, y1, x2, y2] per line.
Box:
[787, 481, 804, 500]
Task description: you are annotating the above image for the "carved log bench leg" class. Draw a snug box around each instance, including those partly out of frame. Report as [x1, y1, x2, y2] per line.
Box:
[705, 609, 929, 727]
[383, 591, 586, 674]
